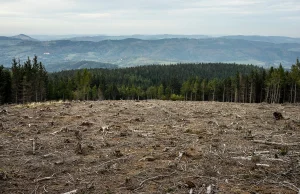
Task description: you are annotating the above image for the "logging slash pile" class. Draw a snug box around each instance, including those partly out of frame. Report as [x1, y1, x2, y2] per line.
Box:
[0, 100, 300, 194]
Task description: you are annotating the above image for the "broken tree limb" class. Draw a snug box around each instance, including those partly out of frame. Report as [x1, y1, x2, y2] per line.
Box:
[256, 163, 270, 167]
[43, 185, 48, 193]
[283, 181, 300, 193]
[232, 156, 251, 160]
[43, 153, 55, 158]
[252, 140, 299, 146]
[50, 127, 68, 135]
[278, 181, 300, 193]
[232, 156, 285, 163]
[34, 176, 54, 183]
[29, 137, 37, 155]
[61, 189, 77, 194]
[265, 158, 285, 162]
[139, 171, 176, 187]
[94, 155, 131, 169]
[254, 151, 270, 155]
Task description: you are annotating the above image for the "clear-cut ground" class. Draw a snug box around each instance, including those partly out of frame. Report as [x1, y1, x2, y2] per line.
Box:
[0, 101, 299, 193]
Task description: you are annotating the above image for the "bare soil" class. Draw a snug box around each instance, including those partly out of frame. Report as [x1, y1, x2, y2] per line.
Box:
[0, 100, 300, 194]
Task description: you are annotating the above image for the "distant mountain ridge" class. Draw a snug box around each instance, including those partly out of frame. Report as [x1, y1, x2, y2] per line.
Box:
[223, 35, 300, 44]
[67, 34, 211, 42]
[48, 60, 118, 72]
[11, 34, 38, 41]
[29, 34, 300, 43]
[0, 34, 38, 42]
[1, 34, 300, 71]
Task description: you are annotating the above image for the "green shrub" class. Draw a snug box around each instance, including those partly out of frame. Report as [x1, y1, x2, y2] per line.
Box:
[170, 94, 184, 101]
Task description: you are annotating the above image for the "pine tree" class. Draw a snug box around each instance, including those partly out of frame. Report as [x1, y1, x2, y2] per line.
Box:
[0, 65, 12, 104]
[157, 84, 164, 99]
[290, 59, 300, 103]
[192, 78, 200, 101]
[181, 80, 190, 101]
[11, 58, 21, 103]
[208, 79, 218, 101]
[10, 56, 48, 103]
[201, 79, 207, 101]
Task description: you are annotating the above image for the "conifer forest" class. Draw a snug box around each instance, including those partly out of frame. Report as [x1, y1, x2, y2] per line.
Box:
[1, 57, 300, 104]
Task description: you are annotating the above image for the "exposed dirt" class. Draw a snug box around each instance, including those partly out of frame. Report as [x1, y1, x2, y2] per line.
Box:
[0, 100, 300, 194]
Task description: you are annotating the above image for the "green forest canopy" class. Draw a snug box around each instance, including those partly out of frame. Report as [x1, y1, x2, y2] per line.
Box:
[1, 57, 300, 104]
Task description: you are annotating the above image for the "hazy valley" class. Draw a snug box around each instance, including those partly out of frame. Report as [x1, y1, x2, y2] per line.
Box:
[1, 34, 300, 71]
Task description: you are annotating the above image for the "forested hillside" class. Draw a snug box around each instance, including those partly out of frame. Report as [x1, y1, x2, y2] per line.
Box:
[0, 56, 47, 104]
[47, 63, 261, 101]
[1, 57, 300, 104]
[47, 60, 300, 103]
[47, 60, 118, 72]
[1, 36, 300, 69]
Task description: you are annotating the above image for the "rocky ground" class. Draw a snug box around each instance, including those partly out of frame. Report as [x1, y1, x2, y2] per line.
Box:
[0, 100, 300, 194]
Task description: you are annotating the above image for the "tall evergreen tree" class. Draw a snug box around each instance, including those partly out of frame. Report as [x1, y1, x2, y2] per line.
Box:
[0, 65, 12, 104]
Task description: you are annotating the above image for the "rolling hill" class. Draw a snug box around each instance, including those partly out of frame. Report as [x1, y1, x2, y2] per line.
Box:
[67, 34, 211, 42]
[223, 35, 300, 44]
[11, 34, 38, 41]
[47, 60, 118, 72]
[0, 34, 300, 71]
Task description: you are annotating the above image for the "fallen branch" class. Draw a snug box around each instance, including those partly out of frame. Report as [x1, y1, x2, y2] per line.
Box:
[61, 189, 77, 194]
[50, 127, 68, 135]
[94, 155, 131, 169]
[50, 130, 61, 135]
[256, 163, 270, 167]
[34, 173, 55, 183]
[43, 185, 48, 193]
[232, 156, 251, 161]
[283, 181, 300, 193]
[139, 171, 177, 187]
[252, 140, 299, 146]
[184, 176, 218, 181]
[43, 153, 55, 158]
[254, 151, 270, 155]
[232, 156, 285, 163]
[265, 158, 285, 162]
[34, 176, 54, 183]
[29, 138, 36, 155]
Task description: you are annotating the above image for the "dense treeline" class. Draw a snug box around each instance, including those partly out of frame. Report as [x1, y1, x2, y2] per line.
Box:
[1, 59, 300, 104]
[47, 60, 300, 103]
[0, 66, 11, 104]
[47, 63, 261, 101]
[0, 56, 48, 104]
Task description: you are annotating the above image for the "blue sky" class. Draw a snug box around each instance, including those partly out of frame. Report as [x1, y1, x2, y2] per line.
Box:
[0, 0, 299, 37]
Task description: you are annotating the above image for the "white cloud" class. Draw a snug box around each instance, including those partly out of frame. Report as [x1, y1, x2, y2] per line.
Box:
[0, 0, 299, 36]
[78, 13, 112, 19]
